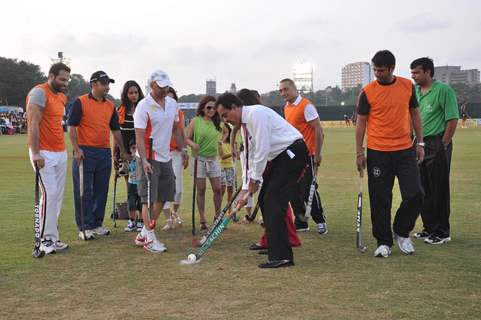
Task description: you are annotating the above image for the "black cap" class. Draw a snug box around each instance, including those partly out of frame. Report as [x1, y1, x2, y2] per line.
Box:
[90, 71, 115, 84]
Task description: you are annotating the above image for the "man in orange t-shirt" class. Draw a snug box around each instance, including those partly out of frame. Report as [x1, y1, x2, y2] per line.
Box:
[68, 71, 128, 240]
[27, 62, 71, 255]
[356, 50, 425, 258]
[279, 78, 327, 235]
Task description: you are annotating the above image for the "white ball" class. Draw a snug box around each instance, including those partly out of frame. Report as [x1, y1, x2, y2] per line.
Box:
[187, 254, 197, 262]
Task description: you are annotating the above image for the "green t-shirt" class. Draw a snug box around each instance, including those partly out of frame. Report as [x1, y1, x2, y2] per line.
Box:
[192, 116, 221, 157]
[416, 81, 459, 137]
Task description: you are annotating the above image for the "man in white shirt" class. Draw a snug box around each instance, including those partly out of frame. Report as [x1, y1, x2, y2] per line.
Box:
[216, 93, 308, 268]
[133, 70, 186, 254]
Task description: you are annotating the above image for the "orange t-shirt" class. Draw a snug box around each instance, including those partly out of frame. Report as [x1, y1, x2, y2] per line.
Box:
[284, 97, 316, 155]
[26, 83, 67, 152]
[77, 94, 116, 148]
[169, 109, 184, 151]
[358, 77, 418, 152]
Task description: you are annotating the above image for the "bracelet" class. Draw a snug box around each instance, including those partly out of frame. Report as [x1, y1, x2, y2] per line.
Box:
[416, 142, 425, 148]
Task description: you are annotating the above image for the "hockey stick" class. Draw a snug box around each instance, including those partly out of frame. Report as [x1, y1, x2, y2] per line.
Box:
[181, 207, 240, 265]
[147, 137, 155, 229]
[195, 187, 242, 246]
[79, 160, 90, 240]
[298, 158, 317, 223]
[356, 174, 367, 253]
[112, 170, 118, 228]
[244, 198, 260, 222]
[32, 165, 45, 258]
[191, 158, 198, 245]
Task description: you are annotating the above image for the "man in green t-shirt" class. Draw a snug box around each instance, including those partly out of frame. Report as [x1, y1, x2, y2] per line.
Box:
[411, 57, 459, 245]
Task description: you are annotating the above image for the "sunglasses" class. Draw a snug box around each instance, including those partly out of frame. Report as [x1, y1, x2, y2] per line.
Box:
[205, 106, 215, 111]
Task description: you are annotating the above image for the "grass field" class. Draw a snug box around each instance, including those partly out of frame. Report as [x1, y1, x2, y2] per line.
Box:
[1, 128, 480, 320]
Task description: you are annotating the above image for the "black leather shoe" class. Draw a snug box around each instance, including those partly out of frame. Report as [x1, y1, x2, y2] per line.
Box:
[258, 259, 294, 269]
[257, 250, 268, 255]
[249, 243, 266, 251]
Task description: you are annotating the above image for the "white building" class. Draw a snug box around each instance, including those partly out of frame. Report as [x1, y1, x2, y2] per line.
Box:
[434, 66, 480, 86]
[341, 62, 373, 90]
[293, 60, 314, 93]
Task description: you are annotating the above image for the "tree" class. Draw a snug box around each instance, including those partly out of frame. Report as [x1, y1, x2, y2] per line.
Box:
[0, 57, 46, 109]
[66, 74, 90, 104]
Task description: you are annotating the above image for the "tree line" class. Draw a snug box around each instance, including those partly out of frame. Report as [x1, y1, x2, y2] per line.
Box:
[1, 56, 480, 109]
[0, 57, 120, 109]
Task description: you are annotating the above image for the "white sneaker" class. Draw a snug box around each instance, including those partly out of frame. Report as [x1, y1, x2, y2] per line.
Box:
[136, 221, 144, 232]
[55, 240, 69, 251]
[374, 245, 391, 258]
[394, 233, 415, 254]
[135, 232, 146, 246]
[162, 218, 175, 231]
[79, 230, 95, 241]
[40, 239, 56, 255]
[92, 226, 110, 236]
[317, 223, 328, 235]
[144, 239, 167, 253]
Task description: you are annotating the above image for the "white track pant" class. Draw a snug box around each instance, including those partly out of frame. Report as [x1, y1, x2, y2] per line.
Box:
[163, 150, 183, 210]
[29, 149, 67, 242]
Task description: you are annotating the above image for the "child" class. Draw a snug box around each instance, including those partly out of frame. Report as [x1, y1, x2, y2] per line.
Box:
[218, 124, 237, 220]
[124, 141, 144, 232]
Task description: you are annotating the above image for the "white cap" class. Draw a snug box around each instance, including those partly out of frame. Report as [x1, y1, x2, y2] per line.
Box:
[149, 70, 172, 88]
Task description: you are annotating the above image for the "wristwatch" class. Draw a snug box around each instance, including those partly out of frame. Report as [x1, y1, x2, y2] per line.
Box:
[250, 179, 261, 186]
[417, 142, 425, 148]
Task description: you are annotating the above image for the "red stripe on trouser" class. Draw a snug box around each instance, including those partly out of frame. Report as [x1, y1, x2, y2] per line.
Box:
[259, 205, 301, 248]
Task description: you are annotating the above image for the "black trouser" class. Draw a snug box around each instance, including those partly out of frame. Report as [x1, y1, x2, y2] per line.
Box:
[418, 135, 453, 238]
[367, 147, 424, 247]
[292, 156, 326, 225]
[259, 140, 308, 261]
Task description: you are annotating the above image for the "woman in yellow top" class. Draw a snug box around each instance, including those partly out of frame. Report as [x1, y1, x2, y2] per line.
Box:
[185, 96, 223, 233]
[218, 123, 236, 212]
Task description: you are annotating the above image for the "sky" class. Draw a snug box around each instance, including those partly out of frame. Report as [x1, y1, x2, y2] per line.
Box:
[2, 0, 481, 97]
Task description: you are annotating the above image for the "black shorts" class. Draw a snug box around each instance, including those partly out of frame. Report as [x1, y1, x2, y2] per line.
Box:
[127, 183, 142, 211]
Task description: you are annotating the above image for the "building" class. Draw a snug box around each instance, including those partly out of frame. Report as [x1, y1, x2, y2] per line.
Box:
[293, 60, 314, 93]
[51, 52, 71, 67]
[434, 66, 480, 86]
[341, 62, 372, 90]
[206, 79, 216, 96]
[229, 83, 237, 94]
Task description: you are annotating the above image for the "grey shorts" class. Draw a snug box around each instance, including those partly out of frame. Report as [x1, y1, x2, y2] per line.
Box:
[221, 167, 235, 187]
[191, 156, 221, 179]
[137, 158, 175, 204]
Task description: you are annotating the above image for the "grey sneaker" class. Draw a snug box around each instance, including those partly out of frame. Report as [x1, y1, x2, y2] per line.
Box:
[414, 231, 430, 239]
[92, 226, 110, 236]
[317, 223, 328, 235]
[124, 220, 136, 232]
[55, 240, 69, 251]
[40, 239, 56, 255]
[374, 245, 391, 258]
[394, 233, 415, 254]
[424, 235, 451, 245]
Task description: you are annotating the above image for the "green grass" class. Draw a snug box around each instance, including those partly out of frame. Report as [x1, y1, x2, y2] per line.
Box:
[1, 128, 480, 320]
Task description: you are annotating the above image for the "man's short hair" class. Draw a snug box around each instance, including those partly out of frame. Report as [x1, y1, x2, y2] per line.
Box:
[410, 57, 435, 77]
[280, 78, 297, 89]
[215, 93, 243, 110]
[371, 50, 396, 68]
[237, 88, 260, 105]
[49, 63, 71, 77]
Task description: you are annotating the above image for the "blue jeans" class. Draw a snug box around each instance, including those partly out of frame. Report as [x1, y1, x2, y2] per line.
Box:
[72, 146, 112, 231]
